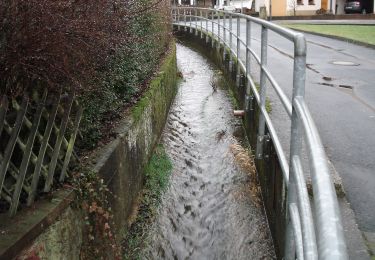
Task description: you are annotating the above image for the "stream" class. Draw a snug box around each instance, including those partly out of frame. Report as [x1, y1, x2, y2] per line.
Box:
[141, 43, 275, 259]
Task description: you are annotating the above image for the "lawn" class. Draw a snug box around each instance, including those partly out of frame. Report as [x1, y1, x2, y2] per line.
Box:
[284, 24, 375, 46]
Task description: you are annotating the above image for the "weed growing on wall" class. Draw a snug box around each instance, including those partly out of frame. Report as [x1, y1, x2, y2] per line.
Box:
[122, 145, 172, 259]
[70, 169, 121, 259]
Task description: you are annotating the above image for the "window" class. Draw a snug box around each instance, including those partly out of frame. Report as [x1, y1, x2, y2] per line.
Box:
[297, 0, 303, 5]
[308, 0, 315, 5]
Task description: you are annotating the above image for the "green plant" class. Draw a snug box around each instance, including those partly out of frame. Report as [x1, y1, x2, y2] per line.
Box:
[122, 145, 172, 259]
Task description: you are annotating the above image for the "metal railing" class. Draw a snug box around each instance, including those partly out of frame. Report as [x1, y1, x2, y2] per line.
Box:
[172, 7, 348, 260]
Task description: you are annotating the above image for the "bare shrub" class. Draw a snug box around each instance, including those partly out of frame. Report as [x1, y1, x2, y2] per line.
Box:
[0, 0, 171, 97]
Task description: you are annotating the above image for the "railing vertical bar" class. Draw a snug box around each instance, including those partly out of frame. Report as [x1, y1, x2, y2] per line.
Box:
[177, 8, 180, 31]
[184, 8, 187, 30]
[236, 16, 240, 59]
[236, 16, 241, 87]
[190, 9, 192, 33]
[195, 8, 198, 36]
[217, 10, 220, 48]
[246, 19, 251, 78]
[223, 12, 226, 44]
[211, 10, 214, 48]
[292, 156, 318, 260]
[27, 93, 61, 206]
[285, 34, 306, 260]
[44, 92, 74, 192]
[206, 10, 209, 43]
[255, 25, 268, 159]
[9, 90, 47, 216]
[289, 203, 304, 260]
[59, 107, 83, 182]
[245, 18, 252, 111]
[200, 10, 203, 38]
[229, 14, 233, 56]
[0, 95, 28, 193]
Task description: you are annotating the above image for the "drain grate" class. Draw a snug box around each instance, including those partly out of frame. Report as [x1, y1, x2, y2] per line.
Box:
[331, 61, 359, 66]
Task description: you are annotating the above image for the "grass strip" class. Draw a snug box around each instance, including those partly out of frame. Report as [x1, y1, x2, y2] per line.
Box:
[285, 24, 375, 46]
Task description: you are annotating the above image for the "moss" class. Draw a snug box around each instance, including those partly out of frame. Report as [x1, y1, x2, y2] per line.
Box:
[255, 83, 272, 114]
[122, 144, 172, 259]
[228, 86, 240, 109]
[131, 43, 177, 123]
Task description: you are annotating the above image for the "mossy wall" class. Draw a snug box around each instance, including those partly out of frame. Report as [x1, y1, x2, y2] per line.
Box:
[94, 43, 178, 237]
[12, 43, 177, 260]
[174, 29, 286, 259]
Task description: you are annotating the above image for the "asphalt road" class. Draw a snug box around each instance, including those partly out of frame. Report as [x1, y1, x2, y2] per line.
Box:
[200, 19, 375, 235]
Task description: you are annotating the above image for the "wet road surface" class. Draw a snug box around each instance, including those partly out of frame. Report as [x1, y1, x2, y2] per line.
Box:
[141, 44, 275, 259]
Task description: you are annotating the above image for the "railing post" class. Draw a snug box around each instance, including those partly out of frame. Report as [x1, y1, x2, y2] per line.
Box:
[255, 25, 268, 159]
[200, 10, 203, 39]
[229, 14, 233, 71]
[177, 8, 180, 31]
[236, 16, 241, 87]
[245, 18, 252, 112]
[284, 31, 307, 260]
[195, 9, 198, 36]
[190, 9, 192, 33]
[246, 18, 251, 77]
[217, 10, 220, 49]
[223, 11, 226, 60]
[211, 10, 214, 48]
[184, 8, 187, 31]
[206, 10, 209, 43]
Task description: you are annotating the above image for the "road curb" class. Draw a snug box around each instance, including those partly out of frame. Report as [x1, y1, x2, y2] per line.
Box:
[287, 27, 375, 50]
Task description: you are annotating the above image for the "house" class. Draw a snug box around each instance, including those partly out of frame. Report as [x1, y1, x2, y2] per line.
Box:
[255, 0, 322, 16]
[255, 0, 374, 15]
[175, 0, 253, 9]
[214, 0, 253, 9]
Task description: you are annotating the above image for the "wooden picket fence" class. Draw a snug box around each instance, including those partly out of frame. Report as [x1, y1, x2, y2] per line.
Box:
[0, 89, 82, 217]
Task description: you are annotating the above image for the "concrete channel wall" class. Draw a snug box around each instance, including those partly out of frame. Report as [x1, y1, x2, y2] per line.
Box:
[175, 30, 287, 259]
[0, 44, 177, 260]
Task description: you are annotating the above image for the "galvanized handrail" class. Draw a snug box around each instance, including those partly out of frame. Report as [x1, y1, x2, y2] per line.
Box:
[172, 7, 348, 260]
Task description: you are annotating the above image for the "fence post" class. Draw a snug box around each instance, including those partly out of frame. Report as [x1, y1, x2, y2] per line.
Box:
[177, 8, 180, 31]
[211, 10, 215, 48]
[190, 9, 192, 33]
[217, 10, 220, 49]
[200, 10, 203, 38]
[245, 18, 252, 112]
[246, 18, 251, 79]
[195, 9, 198, 36]
[236, 16, 241, 87]
[223, 11, 226, 60]
[255, 25, 268, 159]
[229, 14, 233, 71]
[206, 10, 209, 43]
[184, 8, 187, 31]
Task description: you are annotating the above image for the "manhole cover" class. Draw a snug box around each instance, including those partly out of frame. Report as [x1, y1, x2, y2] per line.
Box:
[331, 61, 359, 66]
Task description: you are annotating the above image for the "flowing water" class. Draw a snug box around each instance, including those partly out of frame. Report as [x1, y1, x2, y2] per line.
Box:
[141, 43, 275, 259]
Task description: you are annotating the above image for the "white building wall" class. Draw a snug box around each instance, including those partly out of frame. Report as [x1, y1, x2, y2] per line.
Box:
[230, 0, 253, 9]
[286, 0, 321, 14]
[255, 0, 266, 12]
